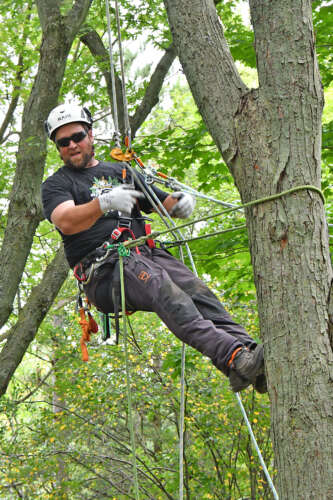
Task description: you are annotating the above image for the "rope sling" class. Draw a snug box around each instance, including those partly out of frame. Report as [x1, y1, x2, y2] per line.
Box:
[77, 1, 324, 498]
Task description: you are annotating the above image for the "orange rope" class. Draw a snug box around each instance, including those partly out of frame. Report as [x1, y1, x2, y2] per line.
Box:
[78, 307, 98, 362]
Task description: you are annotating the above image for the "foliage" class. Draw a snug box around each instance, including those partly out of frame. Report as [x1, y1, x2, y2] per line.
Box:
[312, 1, 333, 87]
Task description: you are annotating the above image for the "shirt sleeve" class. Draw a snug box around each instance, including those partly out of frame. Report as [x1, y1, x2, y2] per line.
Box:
[41, 171, 74, 222]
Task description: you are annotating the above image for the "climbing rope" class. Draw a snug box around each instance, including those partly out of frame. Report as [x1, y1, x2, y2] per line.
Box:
[105, 2, 140, 494]
[117, 179, 324, 499]
[114, 0, 131, 148]
[76, 179, 323, 496]
[163, 224, 247, 248]
[119, 250, 140, 500]
[105, 0, 121, 147]
[123, 171, 323, 500]
[236, 393, 279, 499]
[118, 184, 324, 253]
[127, 165, 194, 500]
[142, 165, 236, 208]
[104, 2, 189, 495]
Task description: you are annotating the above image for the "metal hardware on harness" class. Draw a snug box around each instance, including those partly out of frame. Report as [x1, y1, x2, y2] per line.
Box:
[111, 226, 136, 241]
[73, 262, 87, 282]
[112, 228, 122, 240]
[117, 216, 132, 228]
[110, 226, 141, 254]
[117, 243, 130, 257]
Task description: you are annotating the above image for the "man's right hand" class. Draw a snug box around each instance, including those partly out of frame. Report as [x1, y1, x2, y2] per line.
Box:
[98, 185, 144, 215]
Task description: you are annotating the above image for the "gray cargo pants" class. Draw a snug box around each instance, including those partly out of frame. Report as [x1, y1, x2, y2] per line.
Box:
[84, 246, 256, 375]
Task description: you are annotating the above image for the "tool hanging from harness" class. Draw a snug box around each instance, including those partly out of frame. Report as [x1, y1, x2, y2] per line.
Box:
[77, 295, 99, 361]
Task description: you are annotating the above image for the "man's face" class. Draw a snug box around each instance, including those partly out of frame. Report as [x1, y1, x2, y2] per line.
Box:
[55, 122, 95, 170]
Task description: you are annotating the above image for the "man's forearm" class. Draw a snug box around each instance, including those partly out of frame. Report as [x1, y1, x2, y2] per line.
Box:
[51, 199, 103, 235]
[162, 194, 179, 214]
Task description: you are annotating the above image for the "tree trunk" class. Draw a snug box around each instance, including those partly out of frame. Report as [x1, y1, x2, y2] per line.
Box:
[163, 0, 333, 498]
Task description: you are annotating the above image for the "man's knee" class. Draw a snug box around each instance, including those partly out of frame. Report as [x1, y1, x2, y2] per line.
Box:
[158, 278, 200, 325]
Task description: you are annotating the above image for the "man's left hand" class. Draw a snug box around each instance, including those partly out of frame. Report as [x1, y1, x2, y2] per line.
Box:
[169, 192, 196, 219]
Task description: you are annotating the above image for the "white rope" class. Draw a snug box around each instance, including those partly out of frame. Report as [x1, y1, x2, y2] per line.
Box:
[105, 0, 121, 146]
[128, 165, 193, 500]
[235, 393, 279, 499]
[114, 0, 132, 148]
[130, 163, 282, 499]
[119, 255, 140, 499]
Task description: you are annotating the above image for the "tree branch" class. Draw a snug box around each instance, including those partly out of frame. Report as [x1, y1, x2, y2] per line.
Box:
[65, 0, 94, 39]
[14, 365, 55, 404]
[0, 1, 32, 144]
[35, 0, 61, 31]
[0, 246, 69, 397]
[163, 0, 247, 164]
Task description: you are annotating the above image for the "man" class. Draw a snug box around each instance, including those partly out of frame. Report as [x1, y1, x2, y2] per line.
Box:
[42, 103, 267, 393]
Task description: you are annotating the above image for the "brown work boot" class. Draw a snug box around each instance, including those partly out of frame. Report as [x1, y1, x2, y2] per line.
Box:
[228, 345, 266, 393]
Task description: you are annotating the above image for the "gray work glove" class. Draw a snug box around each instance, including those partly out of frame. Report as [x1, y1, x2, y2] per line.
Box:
[169, 191, 196, 219]
[98, 185, 144, 215]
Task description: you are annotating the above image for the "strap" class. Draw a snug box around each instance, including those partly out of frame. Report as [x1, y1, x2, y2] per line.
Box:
[111, 259, 121, 345]
[111, 226, 141, 254]
[78, 306, 98, 362]
[145, 223, 156, 249]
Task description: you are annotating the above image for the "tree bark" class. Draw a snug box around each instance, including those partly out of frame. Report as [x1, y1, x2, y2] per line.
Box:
[163, 0, 333, 498]
[0, 246, 69, 397]
[0, 0, 92, 328]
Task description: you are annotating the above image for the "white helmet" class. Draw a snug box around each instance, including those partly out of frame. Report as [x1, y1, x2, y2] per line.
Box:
[45, 103, 93, 140]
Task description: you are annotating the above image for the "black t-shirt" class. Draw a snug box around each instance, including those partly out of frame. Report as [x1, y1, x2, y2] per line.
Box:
[41, 160, 168, 267]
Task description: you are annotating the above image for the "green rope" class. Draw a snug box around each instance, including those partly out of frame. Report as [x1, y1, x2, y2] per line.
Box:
[123, 184, 324, 250]
[119, 251, 140, 499]
[163, 224, 247, 248]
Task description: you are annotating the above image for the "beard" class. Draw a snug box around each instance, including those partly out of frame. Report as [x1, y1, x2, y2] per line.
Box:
[62, 145, 95, 170]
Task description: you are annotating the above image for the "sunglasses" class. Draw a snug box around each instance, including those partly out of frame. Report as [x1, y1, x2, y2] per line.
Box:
[56, 130, 87, 148]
